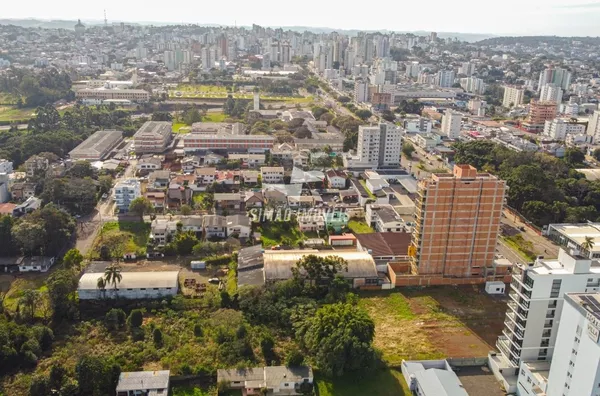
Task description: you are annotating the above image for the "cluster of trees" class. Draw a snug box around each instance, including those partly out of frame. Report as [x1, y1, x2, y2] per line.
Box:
[0, 319, 54, 374]
[331, 115, 363, 151]
[453, 140, 600, 226]
[394, 99, 424, 115]
[0, 67, 73, 108]
[223, 96, 251, 118]
[239, 255, 378, 377]
[0, 204, 75, 257]
[0, 104, 144, 167]
[342, 103, 372, 121]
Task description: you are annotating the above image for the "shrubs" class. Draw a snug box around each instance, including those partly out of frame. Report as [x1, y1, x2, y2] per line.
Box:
[153, 328, 163, 348]
[205, 255, 231, 266]
[105, 308, 126, 331]
[127, 309, 143, 328]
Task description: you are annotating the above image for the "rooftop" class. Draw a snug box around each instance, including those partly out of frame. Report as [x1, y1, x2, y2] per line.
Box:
[68, 130, 122, 158]
[78, 271, 179, 291]
[116, 370, 170, 392]
[134, 121, 172, 139]
[356, 232, 412, 257]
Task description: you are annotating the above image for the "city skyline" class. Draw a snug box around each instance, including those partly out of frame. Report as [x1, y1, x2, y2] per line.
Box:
[3, 0, 600, 36]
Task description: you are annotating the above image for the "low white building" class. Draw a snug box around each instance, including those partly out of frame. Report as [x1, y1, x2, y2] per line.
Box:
[543, 118, 586, 141]
[412, 133, 442, 150]
[78, 271, 179, 300]
[116, 370, 170, 396]
[261, 166, 285, 184]
[401, 359, 468, 396]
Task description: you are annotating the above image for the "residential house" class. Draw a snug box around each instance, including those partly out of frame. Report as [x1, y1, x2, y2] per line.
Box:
[261, 166, 285, 184]
[287, 195, 315, 209]
[365, 178, 390, 195]
[241, 170, 260, 185]
[168, 182, 193, 206]
[263, 184, 296, 205]
[229, 153, 266, 168]
[203, 215, 227, 238]
[217, 366, 313, 396]
[136, 157, 162, 173]
[19, 256, 56, 272]
[216, 170, 240, 186]
[204, 152, 225, 165]
[214, 193, 242, 211]
[145, 191, 166, 211]
[179, 216, 204, 235]
[366, 204, 405, 232]
[150, 220, 178, 246]
[148, 170, 171, 189]
[181, 155, 201, 173]
[244, 191, 264, 209]
[194, 167, 216, 185]
[271, 143, 294, 161]
[298, 212, 325, 232]
[324, 211, 349, 233]
[10, 182, 36, 201]
[226, 215, 251, 238]
[24, 155, 49, 178]
[13, 196, 42, 216]
[326, 170, 347, 189]
[116, 370, 170, 396]
[292, 151, 310, 168]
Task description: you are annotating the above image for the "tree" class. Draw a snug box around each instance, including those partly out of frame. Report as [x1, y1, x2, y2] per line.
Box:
[174, 231, 198, 255]
[20, 289, 39, 320]
[180, 204, 192, 215]
[105, 308, 126, 330]
[260, 333, 276, 361]
[563, 148, 585, 166]
[381, 110, 395, 122]
[294, 126, 312, 139]
[63, 248, 83, 269]
[355, 109, 372, 120]
[46, 269, 78, 321]
[129, 197, 154, 218]
[153, 328, 163, 347]
[66, 161, 95, 178]
[592, 148, 600, 162]
[128, 309, 143, 328]
[183, 107, 202, 125]
[286, 349, 305, 367]
[220, 290, 232, 308]
[402, 142, 415, 159]
[291, 255, 348, 285]
[582, 236, 595, 253]
[12, 220, 46, 255]
[104, 264, 122, 290]
[76, 356, 121, 396]
[151, 112, 173, 121]
[295, 302, 376, 376]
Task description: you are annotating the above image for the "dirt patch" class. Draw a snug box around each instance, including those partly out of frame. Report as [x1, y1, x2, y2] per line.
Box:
[407, 298, 428, 315]
[423, 324, 492, 358]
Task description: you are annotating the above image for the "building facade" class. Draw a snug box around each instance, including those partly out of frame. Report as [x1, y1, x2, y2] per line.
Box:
[114, 179, 141, 212]
[357, 123, 402, 167]
[441, 109, 462, 139]
[410, 165, 506, 278]
[503, 86, 525, 108]
[587, 110, 600, 143]
[133, 121, 173, 154]
[543, 119, 585, 141]
[182, 134, 274, 151]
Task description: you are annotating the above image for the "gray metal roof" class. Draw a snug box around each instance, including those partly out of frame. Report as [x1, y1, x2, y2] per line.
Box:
[78, 271, 179, 291]
[116, 370, 170, 392]
[415, 368, 468, 396]
[69, 130, 123, 159]
[238, 245, 265, 271]
[134, 121, 172, 139]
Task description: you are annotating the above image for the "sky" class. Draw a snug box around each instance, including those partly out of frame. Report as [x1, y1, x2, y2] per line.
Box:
[3, 0, 600, 36]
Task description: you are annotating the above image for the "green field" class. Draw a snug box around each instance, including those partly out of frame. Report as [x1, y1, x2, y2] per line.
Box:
[203, 112, 227, 122]
[92, 221, 151, 258]
[316, 369, 410, 396]
[173, 122, 190, 133]
[0, 106, 35, 122]
[256, 222, 306, 247]
[348, 220, 375, 234]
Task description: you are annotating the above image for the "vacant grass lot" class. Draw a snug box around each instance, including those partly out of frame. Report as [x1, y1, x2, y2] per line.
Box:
[91, 221, 151, 258]
[0, 105, 35, 122]
[503, 235, 536, 261]
[203, 112, 227, 122]
[316, 369, 410, 396]
[256, 222, 306, 247]
[347, 220, 374, 234]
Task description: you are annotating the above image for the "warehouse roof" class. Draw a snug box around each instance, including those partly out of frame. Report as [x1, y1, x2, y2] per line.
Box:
[134, 121, 172, 139]
[68, 130, 123, 159]
[116, 370, 170, 392]
[78, 271, 179, 290]
[263, 250, 377, 281]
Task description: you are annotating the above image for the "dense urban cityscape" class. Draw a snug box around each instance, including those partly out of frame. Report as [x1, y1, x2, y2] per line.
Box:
[0, 13, 600, 396]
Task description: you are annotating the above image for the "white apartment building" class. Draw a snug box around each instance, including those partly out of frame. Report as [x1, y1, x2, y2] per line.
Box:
[460, 77, 486, 94]
[0, 159, 13, 174]
[357, 123, 402, 167]
[543, 119, 586, 141]
[260, 167, 284, 184]
[468, 99, 487, 116]
[517, 292, 600, 396]
[354, 80, 369, 103]
[114, 179, 142, 212]
[503, 86, 525, 108]
[405, 62, 420, 78]
[540, 84, 563, 105]
[441, 109, 462, 139]
[490, 248, 600, 394]
[587, 110, 600, 143]
[435, 70, 455, 88]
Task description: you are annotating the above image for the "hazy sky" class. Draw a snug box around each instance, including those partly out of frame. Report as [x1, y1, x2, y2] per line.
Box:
[3, 0, 600, 36]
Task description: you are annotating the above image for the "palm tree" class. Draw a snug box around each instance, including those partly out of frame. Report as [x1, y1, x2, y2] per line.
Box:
[104, 264, 123, 291]
[97, 277, 106, 298]
[582, 237, 595, 254]
[20, 289, 39, 319]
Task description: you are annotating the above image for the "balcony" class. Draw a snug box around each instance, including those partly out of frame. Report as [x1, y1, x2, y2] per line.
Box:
[510, 281, 532, 299]
[504, 321, 525, 339]
[512, 272, 534, 291]
[497, 336, 521, 360]
[507, 302, 529, 321]
[509, 291, 530, 310]
[506, 312, 526, 332]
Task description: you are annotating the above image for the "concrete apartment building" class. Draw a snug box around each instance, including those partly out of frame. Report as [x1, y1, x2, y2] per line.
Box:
[114, 179, 141, 212]
[587, 110, 600, 143]
[524, 101, 558, 132]
[503, 86, 525, 108]
[543, 119, 586, 141]
[440, 109, 461, 140]
[489, 248, 600, 393]
[133, 121, 173, 154]
[24, 155, 49, 178]
[410, 165, 506, 278]
[182, 134, 274, 151]
[260, 167, 285, 184]
[356, 123, 402, 167]
[0, 159, 13, 174]
[516, 292, 600, 396]
[69, 130, 123, 161]
[539, 84, 563, 105]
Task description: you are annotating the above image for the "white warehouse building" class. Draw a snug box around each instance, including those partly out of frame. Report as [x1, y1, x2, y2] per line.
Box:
[78, 271, 179, 300]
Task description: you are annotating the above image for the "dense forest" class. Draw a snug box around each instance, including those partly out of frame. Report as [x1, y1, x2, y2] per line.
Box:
[453, 140, 600, 227]
[0, 68, 74, 107]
